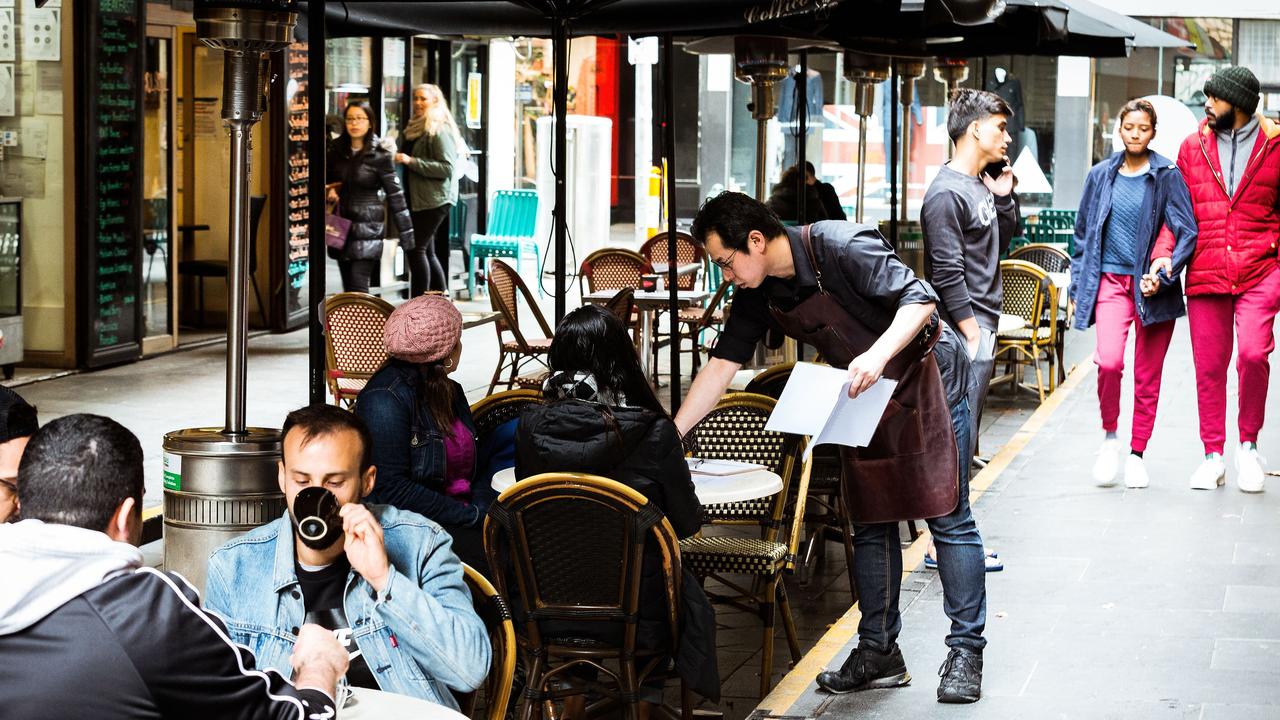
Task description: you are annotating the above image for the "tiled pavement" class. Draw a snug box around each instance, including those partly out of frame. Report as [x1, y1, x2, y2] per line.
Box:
[750, 318, 1280, 720]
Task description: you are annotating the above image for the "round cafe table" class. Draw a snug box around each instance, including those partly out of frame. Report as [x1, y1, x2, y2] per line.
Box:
[342, 687, 468, 720]
[490, 465, 782, 505]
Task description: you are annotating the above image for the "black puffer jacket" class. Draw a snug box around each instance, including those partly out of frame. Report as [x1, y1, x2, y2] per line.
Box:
[328, 135, 415, 260]
[515, 400, 719, 701]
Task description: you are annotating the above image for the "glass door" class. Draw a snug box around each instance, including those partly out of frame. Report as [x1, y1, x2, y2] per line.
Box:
[143, 32, 175, 348]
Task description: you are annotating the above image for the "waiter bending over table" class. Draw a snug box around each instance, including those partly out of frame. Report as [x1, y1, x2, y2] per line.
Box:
[674, 192, 988, 704]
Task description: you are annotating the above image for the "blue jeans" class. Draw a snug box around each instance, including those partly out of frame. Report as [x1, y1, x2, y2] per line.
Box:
[851, 397, 988, 653]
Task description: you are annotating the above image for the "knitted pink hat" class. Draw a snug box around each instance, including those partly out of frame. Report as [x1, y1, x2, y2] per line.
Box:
[383, 294, 462, 364]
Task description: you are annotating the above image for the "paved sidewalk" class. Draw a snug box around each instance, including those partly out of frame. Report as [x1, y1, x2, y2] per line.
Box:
[755, 318, 1280, 719]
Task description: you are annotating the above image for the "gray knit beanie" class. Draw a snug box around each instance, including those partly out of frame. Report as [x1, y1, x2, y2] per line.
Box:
[1204, 66, 1260, 116]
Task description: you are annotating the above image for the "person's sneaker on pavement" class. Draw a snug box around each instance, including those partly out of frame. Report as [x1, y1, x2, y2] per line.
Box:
[1124, 453, 1150, 489]
[1092, 437, 1122, 486]
[1189, 453, 1226, 490]
[1236, 443, 1266, 494]
[936, 647, 983, 704]
[815, 643, 911, 694]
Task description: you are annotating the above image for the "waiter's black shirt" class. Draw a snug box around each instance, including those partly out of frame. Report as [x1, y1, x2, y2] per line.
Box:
[711, 221, 972, 407]
[295, 557, 380, 689]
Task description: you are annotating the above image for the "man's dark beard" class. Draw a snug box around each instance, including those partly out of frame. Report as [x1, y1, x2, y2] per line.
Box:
[1206, 105, 1237, 131]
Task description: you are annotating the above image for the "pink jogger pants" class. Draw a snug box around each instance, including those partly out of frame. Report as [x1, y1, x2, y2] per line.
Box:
[1094, 273, 1176, 453]
[1186, 265, 1280, 455]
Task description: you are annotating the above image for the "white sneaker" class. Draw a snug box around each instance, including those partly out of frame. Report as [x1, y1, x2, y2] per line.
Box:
[1236, 444, 1266, 494]
[1189, 454, 1226, 490]
[1092, 438, 1122, 487]
[1124, 454, 1150, 489]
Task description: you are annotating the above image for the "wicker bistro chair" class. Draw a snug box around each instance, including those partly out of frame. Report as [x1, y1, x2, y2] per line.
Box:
[483, 474, 691, 720]
[604, 286, 636, 320]
[471, 388, 544, 440]
[322, 292, 395, 408]
[680, 392, 811, 698]
[655, 279, 737, 379]
[640, 231, 705, 291]
[488, 260, 554, 395]
[1009, 243, 1071, 385]
[579, 248, 651, 294]
[460, 564, 518, 720]
[994, 259, 1056, 401]
[743, 366, 858, 598]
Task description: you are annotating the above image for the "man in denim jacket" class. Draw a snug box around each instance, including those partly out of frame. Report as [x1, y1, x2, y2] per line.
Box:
[206, 404, 491, 708]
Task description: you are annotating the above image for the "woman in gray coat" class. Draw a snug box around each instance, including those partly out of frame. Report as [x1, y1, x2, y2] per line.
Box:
[395, 84, 463, 295]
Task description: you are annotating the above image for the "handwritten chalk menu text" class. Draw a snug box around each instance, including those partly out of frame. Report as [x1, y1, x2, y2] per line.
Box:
[76, 0, 144, 366]
[281, 40, 309, 328]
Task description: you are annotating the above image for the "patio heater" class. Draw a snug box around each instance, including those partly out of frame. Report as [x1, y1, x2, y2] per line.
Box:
[897, 59, 926, 220]
[733, 36, 789, 201]
[162, 0, 296, 591]
[842, 52, 890, 223]
[933, 58, 969, 160]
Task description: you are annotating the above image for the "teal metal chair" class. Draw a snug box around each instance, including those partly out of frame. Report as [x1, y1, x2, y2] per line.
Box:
[1028, 209, 1077, 255]
[469, 189, 540, 299]
[449, 200, 469, 289]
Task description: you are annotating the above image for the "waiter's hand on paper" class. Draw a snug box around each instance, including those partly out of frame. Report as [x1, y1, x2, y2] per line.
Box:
[846, 350, 888, 399]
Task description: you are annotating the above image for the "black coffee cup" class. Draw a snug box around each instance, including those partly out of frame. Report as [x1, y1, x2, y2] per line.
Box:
[292, 486, 343, 550]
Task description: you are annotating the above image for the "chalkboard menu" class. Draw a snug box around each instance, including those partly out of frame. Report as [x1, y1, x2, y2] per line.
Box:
[274, 39, 309, 329]
[75, 0, 145, 367]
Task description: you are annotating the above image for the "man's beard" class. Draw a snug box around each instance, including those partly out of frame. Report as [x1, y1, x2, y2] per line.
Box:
[1206, 105, 1235, 131]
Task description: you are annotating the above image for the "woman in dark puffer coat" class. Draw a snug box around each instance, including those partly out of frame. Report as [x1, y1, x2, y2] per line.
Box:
[515, 304, 719, 710]
[327, 101, 415, 293]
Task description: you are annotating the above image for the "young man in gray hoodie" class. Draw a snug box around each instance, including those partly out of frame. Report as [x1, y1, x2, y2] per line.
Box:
[921, 89, 1019, 442]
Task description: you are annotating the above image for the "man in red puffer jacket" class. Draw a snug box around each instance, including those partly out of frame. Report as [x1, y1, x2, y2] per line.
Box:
[1174, 66, 1280, 494]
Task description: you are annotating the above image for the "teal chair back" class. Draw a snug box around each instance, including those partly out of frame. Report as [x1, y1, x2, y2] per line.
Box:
[487, 190, 538, 238]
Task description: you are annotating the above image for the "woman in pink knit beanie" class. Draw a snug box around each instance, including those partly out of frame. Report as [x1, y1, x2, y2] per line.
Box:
[354, 294, 490, 570]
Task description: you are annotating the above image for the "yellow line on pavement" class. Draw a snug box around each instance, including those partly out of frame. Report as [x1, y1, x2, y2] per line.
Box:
[143, 505, 164, 522]
[757, 362, 1093, 715]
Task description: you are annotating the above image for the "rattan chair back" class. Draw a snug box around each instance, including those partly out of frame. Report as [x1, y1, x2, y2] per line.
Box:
[1009, 243, 1071, 274]
[686, 393, 800, 532]
[323, 292, 395, 406]
[488, 259, 553, 352]
[603, 287, 636, 324]
[580, 248, 651, 294]
[999, 259, 1049, 327]
[471, 388, 544, 440]
[640, 232, 705, 290]
[459, 564, 517, 720]
[483, 474, 683, 697]
[744, 362, 796, 400]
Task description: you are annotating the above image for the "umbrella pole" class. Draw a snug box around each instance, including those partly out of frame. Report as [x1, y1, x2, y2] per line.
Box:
[663, 33, 680, 411]
[553, 17, 568, 323]
[755, 117, 768, 201]
[307, 0, 326, 405]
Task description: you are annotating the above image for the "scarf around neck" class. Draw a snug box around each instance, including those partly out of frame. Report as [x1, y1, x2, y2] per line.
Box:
[403, 113, 428, 142]
[543, 370, 628, 408]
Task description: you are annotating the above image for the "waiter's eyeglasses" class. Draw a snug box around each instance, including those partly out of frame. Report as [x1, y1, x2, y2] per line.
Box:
[711, 248, 739, 271]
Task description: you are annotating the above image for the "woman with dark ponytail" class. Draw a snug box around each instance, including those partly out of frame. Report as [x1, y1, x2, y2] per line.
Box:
[355, 294, 491, 569]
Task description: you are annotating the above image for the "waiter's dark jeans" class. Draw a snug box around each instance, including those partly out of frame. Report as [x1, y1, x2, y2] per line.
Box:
[850, 397, 988, 653]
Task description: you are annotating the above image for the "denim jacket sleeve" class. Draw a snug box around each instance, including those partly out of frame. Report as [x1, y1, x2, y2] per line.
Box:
[372, 527, 491, 692]
[356, 386, 482, 529]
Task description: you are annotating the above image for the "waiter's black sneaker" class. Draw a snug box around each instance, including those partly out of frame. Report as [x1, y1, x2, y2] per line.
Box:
[936, 647, 983, 704]
[815, 644, 911, 694]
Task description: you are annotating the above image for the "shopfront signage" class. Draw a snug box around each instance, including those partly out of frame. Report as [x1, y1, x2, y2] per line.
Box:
[75, 0, 145, 367]
[743, 0, 837, 25]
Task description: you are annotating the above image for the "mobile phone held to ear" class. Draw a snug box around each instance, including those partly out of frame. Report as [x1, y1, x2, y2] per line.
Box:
[983, 161, 1007, 180]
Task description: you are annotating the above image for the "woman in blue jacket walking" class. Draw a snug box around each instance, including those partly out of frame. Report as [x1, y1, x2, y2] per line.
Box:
[1071, 98, 1197, 489]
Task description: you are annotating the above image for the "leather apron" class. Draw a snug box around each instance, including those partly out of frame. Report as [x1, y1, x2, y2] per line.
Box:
[766, 225, 959, 524]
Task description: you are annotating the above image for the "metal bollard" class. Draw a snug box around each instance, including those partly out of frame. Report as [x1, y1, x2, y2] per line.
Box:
[162, 428, 284, 593]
